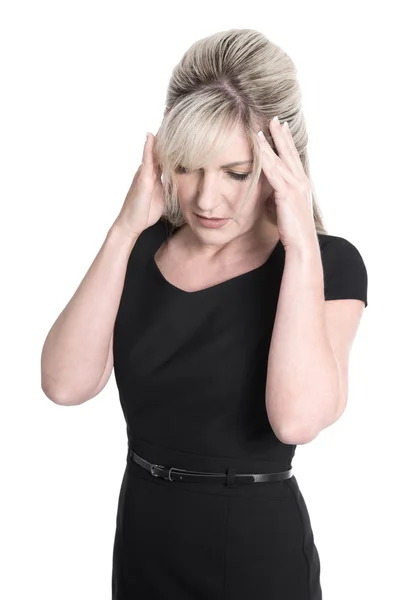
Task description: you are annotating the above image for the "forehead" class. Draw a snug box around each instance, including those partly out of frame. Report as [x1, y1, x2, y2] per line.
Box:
[203, 123, 253, 168]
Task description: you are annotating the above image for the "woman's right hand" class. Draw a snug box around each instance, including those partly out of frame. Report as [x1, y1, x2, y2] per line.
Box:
[113, 130, 166, 240]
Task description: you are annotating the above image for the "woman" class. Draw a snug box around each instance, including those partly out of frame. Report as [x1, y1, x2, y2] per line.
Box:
[41, 29, 368, 599]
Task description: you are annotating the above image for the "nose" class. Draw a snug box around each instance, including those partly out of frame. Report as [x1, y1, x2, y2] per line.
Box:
[195, 173, 222, 214]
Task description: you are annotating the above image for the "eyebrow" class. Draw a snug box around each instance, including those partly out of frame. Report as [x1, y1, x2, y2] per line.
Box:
[220, 160, 253, 168]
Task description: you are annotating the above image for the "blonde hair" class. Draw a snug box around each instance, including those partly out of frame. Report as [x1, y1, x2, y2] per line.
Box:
[154, 28, 328, 235]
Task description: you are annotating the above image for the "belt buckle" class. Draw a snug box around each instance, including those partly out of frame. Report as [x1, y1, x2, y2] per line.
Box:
[150, 462, 186, 482]
[150, 463, 165, 477]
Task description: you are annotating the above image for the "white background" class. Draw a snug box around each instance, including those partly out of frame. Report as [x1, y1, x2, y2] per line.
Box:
[1, 1, 398, 598]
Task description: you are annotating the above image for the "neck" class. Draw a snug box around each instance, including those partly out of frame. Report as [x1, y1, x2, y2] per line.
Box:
[176, 213, 280, 263]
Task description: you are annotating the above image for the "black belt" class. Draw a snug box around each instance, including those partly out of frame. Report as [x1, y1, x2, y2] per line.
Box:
[129, 449, 293, 484]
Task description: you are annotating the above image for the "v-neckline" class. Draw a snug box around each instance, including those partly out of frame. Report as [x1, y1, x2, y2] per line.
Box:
[151, 230, 283, 296]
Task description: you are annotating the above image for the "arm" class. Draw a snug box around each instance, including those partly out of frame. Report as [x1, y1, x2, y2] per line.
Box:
[41, 222, 140, 405]
[265, 238, 341, 444]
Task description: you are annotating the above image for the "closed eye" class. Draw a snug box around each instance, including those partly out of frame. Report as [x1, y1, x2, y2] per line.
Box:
[175, 166, 251, 182]
[229, 171, 251, 181]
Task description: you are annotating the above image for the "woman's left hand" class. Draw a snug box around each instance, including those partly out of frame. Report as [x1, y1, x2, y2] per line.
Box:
[257, 117, 317, 252]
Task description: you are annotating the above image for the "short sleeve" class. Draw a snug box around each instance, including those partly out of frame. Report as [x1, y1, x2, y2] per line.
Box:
[321, 236, 368, 307]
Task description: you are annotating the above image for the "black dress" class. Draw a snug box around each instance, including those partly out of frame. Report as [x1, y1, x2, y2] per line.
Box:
[111, 217, 368, 599]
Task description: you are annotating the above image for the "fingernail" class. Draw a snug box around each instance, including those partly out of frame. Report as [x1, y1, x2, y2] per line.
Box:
[146, 132, 150, 141]
[273, 115, 279, 125]
[257, 130, 265, 141]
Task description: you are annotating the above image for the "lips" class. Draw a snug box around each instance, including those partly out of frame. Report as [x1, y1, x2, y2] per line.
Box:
[195, 214, 230, 228]
[195, 214, 226, 220]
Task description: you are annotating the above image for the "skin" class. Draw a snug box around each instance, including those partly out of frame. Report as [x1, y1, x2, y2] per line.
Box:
[162, 122, 281, 272]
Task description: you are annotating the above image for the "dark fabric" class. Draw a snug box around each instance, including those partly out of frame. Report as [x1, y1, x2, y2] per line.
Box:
[320, 233, 368, 307]
[111, 217, 368, 598]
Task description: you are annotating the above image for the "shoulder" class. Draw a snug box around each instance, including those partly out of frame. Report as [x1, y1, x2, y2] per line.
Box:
[138, 216, 171, 244]
[316, 232, 369, 307]
[316, 232, 367, 266]
[121, 217, 171, 277]
[130, 216, 171, 256]
[317, 232, 363, 257]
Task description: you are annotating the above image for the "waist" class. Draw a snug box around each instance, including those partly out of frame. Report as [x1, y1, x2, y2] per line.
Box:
[127, 436, 293, 478]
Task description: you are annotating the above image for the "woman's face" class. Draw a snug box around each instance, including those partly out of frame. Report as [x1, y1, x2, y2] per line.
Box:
[175, 123, 274, 244]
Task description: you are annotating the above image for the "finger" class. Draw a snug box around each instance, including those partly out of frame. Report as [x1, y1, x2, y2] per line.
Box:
[257, 130, 296, 190]
[269, 118, 304, 179]
[142, 132, 162, 181]
[142, 132, 154, 168]
[141, 133, 150, 164]
[150, 133, 163, 176]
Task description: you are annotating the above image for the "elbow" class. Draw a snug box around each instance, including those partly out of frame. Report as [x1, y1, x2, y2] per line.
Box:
[42, 387, 68, 405]
[43, 389, 68, 405]
[274, 422, 320, 446]
[41, 372, 71, 405]
[42, 385, 82, 406]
